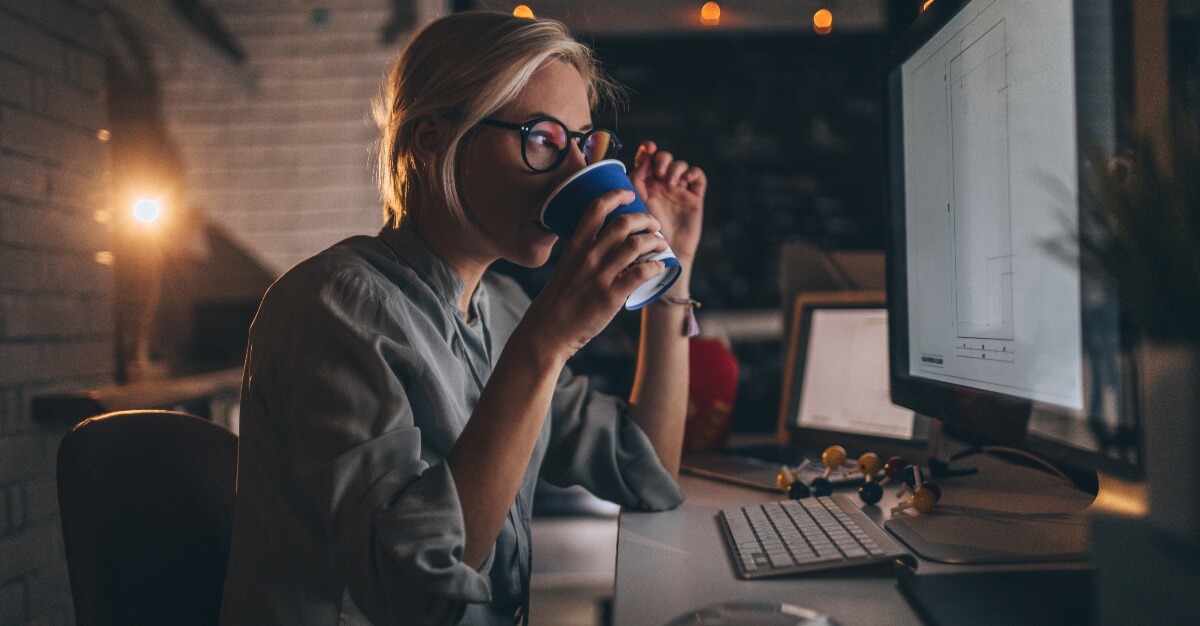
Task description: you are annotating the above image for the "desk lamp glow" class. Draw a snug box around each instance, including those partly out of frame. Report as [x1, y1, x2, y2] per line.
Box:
[129, 196, 166, 380]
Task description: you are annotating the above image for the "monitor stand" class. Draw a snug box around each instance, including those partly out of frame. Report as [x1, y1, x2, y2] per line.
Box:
[884, 460, 1095, 564]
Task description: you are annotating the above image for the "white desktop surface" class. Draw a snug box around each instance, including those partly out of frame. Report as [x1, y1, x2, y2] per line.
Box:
[613, 474, 922, 626]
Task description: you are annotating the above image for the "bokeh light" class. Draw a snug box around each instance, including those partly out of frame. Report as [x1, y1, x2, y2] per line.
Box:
[701, 2, 721, 26]
[813, 9, 833, 34]
[513, 5, 534, 19]
[132, 198, 162, 223]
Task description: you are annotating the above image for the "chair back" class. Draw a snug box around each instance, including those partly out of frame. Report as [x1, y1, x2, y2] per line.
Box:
[57, 410, 238, 626]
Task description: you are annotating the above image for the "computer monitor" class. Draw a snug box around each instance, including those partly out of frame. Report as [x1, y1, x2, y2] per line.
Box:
[885, 0, 1139, 561]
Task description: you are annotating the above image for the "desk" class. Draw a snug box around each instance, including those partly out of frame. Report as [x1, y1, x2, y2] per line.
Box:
[613, 474, 923, 625]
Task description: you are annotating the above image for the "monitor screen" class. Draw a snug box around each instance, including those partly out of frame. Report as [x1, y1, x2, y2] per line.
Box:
[900, 0, 1082, 408]
[887, 0, 1139, 475]
[797, 309, 917, 440]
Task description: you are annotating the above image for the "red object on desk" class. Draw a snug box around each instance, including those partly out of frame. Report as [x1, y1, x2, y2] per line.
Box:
[683, 337, 739, 451]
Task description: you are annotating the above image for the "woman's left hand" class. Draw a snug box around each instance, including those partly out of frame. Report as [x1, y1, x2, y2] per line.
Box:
[629, 141, 706, 264]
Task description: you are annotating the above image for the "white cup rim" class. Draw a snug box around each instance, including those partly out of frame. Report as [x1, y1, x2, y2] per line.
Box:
[538, 159, 627, 227]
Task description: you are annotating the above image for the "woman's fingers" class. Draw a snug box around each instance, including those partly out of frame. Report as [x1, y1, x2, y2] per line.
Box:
[667, 160, 689, 186]
[564, 189, 635, 254]
[683, 166, 707, 193]
[613, 259, 666, 296]
[652, 150, 674, 177]
[602, 231, 668, 275]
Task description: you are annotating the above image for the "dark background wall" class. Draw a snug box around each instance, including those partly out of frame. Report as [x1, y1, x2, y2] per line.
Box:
[494, 30, 891, 433]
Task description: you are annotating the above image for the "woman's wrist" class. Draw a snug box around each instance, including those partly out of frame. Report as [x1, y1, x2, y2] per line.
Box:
[509, 317, 572, 371]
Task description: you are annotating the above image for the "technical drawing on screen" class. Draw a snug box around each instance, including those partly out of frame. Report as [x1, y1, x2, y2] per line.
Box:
[900, 0, 1083, 409]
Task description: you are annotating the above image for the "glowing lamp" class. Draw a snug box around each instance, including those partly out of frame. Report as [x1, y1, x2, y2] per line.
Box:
[922, 0, 935, 12]
[513, 5, 534, 19]
[132, 198, 162, 223]
[700, 2, 720, 26]
[813, 9, 832, 34]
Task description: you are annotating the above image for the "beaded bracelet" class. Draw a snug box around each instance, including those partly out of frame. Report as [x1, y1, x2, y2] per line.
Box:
[656, 296, 701, 337]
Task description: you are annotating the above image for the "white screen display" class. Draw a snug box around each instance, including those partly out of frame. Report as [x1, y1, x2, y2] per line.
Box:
[797, 309, 916, 439]
[901, 0, 1084, 409]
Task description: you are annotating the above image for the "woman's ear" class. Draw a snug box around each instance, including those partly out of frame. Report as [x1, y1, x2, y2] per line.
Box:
[411, 115, 446, 166]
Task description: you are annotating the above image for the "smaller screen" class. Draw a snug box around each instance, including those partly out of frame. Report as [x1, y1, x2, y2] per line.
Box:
[797, 309, 916, 439]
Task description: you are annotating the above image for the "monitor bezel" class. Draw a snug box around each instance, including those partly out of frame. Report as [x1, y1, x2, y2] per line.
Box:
[884, 0, 1142, 479]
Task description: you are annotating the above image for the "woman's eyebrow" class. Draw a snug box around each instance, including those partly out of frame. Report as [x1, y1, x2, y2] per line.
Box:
[525, 111, 593, 132]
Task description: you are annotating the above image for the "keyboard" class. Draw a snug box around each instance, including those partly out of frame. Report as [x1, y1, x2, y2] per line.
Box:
[719, 495, 910, 579]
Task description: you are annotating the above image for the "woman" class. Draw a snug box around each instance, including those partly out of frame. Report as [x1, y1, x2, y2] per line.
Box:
[220, 11, 706, 625]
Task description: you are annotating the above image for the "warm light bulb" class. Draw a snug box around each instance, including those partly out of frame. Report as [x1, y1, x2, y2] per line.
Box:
[813, 9, 833, 34]
[700, 2, 721, 26]
[921, 0, 935, 12]
[513, 5, 534, 18]
[132, 198, 162, 223]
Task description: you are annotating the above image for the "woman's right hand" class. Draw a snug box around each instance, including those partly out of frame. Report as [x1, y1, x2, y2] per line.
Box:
[519, 189, 669, 362]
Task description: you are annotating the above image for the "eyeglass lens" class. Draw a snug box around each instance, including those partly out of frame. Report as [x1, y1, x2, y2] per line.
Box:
[524, 119, 617, 171]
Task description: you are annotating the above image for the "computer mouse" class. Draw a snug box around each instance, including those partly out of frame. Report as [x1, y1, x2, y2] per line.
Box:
[665, 601, 837, 625]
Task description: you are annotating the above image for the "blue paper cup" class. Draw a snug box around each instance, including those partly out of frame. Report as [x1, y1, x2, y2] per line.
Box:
[540, 159, 682, 310]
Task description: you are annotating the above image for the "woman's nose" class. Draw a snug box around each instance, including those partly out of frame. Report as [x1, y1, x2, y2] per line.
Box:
[554, 141, 589, 180]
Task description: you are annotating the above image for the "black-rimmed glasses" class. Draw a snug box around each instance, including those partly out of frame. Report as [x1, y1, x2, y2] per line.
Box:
[479, 116, 622, 173]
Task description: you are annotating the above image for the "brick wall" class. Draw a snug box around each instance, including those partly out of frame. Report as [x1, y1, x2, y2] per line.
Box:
[154, 0, 447, 275]
[0, 0, 113, 623]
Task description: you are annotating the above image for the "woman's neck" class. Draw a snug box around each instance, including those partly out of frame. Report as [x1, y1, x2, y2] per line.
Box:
[411, 216, 495, 315]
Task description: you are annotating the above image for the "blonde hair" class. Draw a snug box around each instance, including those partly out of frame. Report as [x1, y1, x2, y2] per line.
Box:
[374, 11, 623, 228]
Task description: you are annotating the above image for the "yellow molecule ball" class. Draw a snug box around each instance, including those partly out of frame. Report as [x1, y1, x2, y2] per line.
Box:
[777, 470, 792, 492]
[822, 445, 847, 469]
[856, 453, 882, 478]
[910, 487, 937, 513]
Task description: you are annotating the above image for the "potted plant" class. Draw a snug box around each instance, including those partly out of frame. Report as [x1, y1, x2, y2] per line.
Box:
[1077, 108, 1200, 548]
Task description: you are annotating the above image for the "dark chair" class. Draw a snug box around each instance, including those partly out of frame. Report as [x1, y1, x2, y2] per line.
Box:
[57, 410, 238, 626]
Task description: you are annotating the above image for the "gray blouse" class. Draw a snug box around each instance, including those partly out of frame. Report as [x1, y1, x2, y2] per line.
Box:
[219, 225, 684, 625]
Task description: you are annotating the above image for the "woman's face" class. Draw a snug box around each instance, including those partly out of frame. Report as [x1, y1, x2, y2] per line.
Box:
[457, 59, 594, 268]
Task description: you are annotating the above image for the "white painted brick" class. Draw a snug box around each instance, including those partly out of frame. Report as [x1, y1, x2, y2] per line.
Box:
[5, 481, 27, 532]
[169, 118, 376, 151]
[0, 249, 48, 292]
[0, 151, 51, 200]
[23, 476, 55, 526]
[189, 162, 373, 191]
[0, 338, 112, 385]
[200, 140, 373, 169]
[40, 0, 102, 51]
[167, 97, 368, 125]
[46, 164, 106, 209]
[34, 75, 105, 130]
[0, 578, 26, 624]
[222, 7, 393, 39]
[0, 293, 111, 339]
[0, 433, 40, 483]
[1, 106, 101, 166]
[0, 0, 44, 25]
[63, 45, 102, 92]
[0, 248, 110, 294]
[0, 11, 67, 77]
[0, 388, 22, 432]
[26, 557, 71, 624]
[0, 56, 34, 109]
[198, 187, 379, 221]
[49, 252, 111, 294]
[0, 518, 60, 582]
[0, 200, 108, 253]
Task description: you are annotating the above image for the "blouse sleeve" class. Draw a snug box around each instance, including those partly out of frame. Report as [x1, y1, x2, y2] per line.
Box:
[537, 363, 685, 511]
[246, 268, 491, 625]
